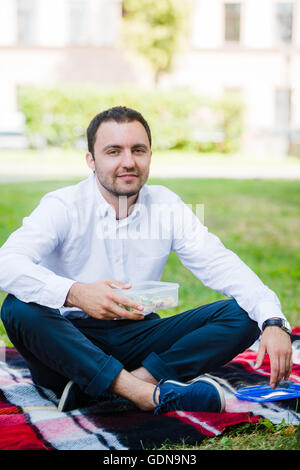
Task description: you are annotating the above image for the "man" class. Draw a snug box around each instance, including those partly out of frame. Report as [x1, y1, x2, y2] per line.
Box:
[0, 106, 292, 414]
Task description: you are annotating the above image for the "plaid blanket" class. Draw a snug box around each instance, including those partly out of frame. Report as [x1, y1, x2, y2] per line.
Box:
[1, 330, 300, 450]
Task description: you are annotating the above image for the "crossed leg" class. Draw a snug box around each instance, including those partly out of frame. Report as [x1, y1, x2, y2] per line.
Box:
[1, 295, 259, 410]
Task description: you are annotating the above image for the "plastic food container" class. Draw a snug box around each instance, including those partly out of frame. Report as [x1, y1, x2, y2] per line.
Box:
[115, 281, 179, 315]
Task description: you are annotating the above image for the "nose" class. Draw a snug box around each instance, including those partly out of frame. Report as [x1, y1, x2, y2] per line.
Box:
[120, 149, 135, 169]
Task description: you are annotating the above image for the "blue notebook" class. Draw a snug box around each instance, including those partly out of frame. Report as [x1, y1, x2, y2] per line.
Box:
[235, 383, 300, 402]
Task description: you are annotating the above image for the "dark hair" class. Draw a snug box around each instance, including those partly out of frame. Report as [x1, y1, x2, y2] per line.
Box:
[87, 106, 152, 157]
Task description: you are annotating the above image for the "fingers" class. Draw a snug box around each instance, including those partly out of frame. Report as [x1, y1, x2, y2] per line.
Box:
[255, 342, 292, 388]
[114, 292, 144, 312]
[107, 283, 145, 318]
[269, 355, 280, 389]
[86, 279, 145, 320]
[254, 342, 266, 370]
[107, 301, 145, 320]
[258, 328, 293, 389]
[269, 349, 293, 388]
[285, 350, 293, 380]
[104, 293, 145, 320]
[105, 279, 131, 290]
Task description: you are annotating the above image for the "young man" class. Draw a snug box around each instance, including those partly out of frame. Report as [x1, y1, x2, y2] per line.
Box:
[0, 106, 292, 414]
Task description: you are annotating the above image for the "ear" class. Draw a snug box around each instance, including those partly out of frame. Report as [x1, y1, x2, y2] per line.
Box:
[86, 152, 95, 172]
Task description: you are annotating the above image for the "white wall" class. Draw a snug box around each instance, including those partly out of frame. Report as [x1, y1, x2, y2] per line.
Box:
[89, 0, 122, 46]
[0, 81, 17, 114]
[243, 0, 273, 48]
[191, 0, 223, 48]
[36, 0, 68, 46]
[0, 0, 16, 45]
[292, 56, 300, 126]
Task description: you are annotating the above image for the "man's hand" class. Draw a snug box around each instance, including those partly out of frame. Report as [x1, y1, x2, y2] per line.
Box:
[65, 279, 145, 320]
[254, 326, 293, 388]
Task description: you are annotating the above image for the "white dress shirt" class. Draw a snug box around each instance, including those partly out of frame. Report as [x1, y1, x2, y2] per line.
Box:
[0, 172, 285, 329]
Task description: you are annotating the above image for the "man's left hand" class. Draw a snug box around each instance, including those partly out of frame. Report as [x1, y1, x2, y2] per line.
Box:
[254, 326, 293, 388]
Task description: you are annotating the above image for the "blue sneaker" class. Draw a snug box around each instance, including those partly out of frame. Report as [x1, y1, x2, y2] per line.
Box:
[153, 376, 225, 414]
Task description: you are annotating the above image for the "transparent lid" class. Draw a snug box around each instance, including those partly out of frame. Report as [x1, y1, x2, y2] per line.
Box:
[121, 281, 179, 293]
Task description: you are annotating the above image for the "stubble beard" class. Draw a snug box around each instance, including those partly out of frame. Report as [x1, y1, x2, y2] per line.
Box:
[95, 168, 149, 199]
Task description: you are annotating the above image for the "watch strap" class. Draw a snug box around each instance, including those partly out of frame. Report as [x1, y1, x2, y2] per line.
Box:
[262, 318, 291, 334]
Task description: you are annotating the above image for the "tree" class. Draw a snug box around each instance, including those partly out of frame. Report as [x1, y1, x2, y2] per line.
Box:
[122, 0, 190, 84]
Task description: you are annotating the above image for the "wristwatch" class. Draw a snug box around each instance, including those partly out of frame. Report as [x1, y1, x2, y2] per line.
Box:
[262, 317, 292, 335]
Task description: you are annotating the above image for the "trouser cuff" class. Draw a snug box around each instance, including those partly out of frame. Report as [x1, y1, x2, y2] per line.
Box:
[141, 352, 179, 382]
[85, 355, 123, 398]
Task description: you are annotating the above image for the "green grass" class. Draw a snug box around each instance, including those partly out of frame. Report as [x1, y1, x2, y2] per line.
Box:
[160, 420, 300, 450]
[0, 176, 300, 448]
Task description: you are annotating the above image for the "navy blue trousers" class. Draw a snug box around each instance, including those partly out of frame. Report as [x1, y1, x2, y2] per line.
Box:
[1, 294, 259, 398]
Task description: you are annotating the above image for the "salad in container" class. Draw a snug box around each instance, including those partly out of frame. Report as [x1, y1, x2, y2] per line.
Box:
[115, 281, 179, 315]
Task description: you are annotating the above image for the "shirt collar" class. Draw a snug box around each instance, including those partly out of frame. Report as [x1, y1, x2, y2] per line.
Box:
[92, 172, 148, 224]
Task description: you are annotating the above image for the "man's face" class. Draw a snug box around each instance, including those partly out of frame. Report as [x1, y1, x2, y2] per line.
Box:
[87, 120, 152, 198]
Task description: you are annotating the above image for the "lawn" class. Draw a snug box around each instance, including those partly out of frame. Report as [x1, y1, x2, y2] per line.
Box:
[0, 176, 300, 449]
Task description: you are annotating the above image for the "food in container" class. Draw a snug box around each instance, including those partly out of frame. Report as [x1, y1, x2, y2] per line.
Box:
[115, 281, 179, 315]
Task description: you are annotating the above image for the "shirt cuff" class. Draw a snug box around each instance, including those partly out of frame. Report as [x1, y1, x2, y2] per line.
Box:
[252, 300, 286, 331]
[39, 275, 77, 310]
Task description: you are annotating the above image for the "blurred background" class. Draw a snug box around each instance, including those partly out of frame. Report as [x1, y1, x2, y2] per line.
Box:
[0, 0, 300, 180]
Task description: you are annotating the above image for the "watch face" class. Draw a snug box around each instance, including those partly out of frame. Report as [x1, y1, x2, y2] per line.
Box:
[279, 319, 292, 334]
[284, 320, 292, 333]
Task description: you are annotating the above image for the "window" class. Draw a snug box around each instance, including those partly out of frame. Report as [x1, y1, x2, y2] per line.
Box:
[275, 89, 291, 126]
[69, 0, 88, 44]
[17, 0, 36, 44]
[275, 3, 293, 44]
[224, 3, 241, 43]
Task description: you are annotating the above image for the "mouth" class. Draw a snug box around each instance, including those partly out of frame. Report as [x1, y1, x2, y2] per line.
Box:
[117, 174, 138, 181]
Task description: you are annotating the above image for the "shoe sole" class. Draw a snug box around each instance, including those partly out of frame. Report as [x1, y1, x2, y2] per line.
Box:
[58, 380, 74, 412]
[166, 377, 226, 413]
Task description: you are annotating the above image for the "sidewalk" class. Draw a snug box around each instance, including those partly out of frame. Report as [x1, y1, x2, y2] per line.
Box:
[1, 164, 300, 182]
[1, 150, 300, 182]
[149, 164, 300, 179]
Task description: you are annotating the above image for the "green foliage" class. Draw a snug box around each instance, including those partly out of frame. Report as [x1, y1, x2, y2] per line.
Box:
[214, 92, 245, 153]
[19, 85, 245, 153]
[122, 0, 190, 82]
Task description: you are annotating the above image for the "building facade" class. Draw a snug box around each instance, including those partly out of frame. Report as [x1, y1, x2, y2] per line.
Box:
[1, 0, 300, 155]
[0, 0, 149, 148]
[165, 0, 300, 156]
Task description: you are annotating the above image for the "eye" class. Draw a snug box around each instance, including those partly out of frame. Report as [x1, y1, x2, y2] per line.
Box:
[107, 149, 119, 156]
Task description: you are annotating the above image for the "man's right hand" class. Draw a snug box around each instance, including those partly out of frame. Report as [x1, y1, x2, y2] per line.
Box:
[64, 279, 145, 320]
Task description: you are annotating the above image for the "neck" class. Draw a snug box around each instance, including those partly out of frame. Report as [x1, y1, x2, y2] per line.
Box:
[95, 177, 139, 219]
